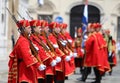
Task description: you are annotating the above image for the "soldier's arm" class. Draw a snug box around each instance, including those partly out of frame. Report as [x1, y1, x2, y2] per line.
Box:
[19, 40, 40, 68]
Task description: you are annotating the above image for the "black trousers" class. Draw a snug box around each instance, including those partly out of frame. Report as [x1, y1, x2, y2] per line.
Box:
[46, 75, 54, 83]
[55, 80, 65, 83]
[93, 67, 102, 83]
[109, 65, 113, 75]
[38, 79, 46, 83]
[81, 67, 91, 81]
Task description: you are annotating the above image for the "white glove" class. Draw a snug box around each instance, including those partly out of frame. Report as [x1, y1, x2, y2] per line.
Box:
[81, 49, 84, 54]
[68, 39, 72, 43]
[63, 40, 67, 43]
[61, 41, 66, 46]
[109, 51, 112, 57]
[53, 44, 59, 48]
[73, 53, 77, 58]
[38, 64, 46, 71]
[69, 52, 73, 58]
[65, 56, 71, 61]
[33, 44, 39, 51]
[56, 57, 61, 63]
[35, 46, 39, 51]
[46, 45, 50, 50]
[51, 60, 57, 67]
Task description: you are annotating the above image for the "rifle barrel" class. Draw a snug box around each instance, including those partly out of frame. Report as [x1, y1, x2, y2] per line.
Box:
[17, 11, 25, 20]
[26, 11, 33, 20]
[6, 7, 18, 23]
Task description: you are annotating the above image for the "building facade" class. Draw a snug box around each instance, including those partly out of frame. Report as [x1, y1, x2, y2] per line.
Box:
[1, 0, 120, 60]
[25, 0, 120, 39]
[0, 0, 8, 60]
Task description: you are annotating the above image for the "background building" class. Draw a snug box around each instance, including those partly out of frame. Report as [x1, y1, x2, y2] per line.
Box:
[1, 0, 120, 60]
[0, 0, 8, 60]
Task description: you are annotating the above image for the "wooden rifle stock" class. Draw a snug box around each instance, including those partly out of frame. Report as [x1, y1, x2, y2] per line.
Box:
[29, 39, 42, 63]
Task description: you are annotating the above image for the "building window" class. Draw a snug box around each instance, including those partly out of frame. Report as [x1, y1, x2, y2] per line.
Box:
[38, 15, 52, 23]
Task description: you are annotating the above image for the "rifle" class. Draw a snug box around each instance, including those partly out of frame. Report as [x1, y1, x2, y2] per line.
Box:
[6, 7, 42, 64]
[61, 32, 74, 52]
[52, 32, 69, 55]
[42, 31, 58, 56]
[33, 33, 56, 58]
[26, 11, 33, 20]
[25, 11, 55, 58]
[33, 33, 50, 52]
[17, 11, 25, 20]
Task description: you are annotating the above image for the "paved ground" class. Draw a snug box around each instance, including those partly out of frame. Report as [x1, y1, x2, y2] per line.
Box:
[65, 61, 120, 83]
[0, 60, 120, 83]
[0, 59, 8, 83]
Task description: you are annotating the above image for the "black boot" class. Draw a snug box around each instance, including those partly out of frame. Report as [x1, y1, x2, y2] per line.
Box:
[93, 67, 101, 83]
[56, 80, 65, 83]
[76, 77, 85, 82]
[91, 80, 101, 83]
[65, 76, 68, 80]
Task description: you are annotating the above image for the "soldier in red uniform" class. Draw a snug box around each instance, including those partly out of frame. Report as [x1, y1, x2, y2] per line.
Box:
[95, 23, 110, 73]
[59, 23, 75, 74]
[77, 23, 92, 82]
[111, 39, 117, 73]
[49, 21, 75, 82]
[104, 29, 117, 75]
[29, 20, 57, 83]
[84, 23, 101, 83]
[73, 28, 84, 73]
[40, 20, 58, 83]
[108, 38, 117, 75]
[8, 20, 46, 83]
[48, 22, 66, 83]
[30, 20, 57, 83]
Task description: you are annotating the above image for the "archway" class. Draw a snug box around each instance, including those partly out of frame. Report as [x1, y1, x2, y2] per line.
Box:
[70, 5, 100, 38]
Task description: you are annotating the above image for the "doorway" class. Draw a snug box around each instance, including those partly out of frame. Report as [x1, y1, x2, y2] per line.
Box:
[70, 5, 100, 38]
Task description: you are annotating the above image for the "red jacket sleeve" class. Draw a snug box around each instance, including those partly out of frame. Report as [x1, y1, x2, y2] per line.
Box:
[19, 39, 39, 68]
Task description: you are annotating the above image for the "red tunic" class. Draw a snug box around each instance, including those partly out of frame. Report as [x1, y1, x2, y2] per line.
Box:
[84, 33, 109, 73]
[8, 35, 40, 83]
[95, 32, 110, 72]
[63, 32, 75, 73]
[84, 33, 98, 67]
[30, 34, 54, 79]
[48, 33, 64, 71]
[56, 33, 74, 76]
[46, 33, 66, 80]
[64, 32, 73, 42]
[30, 34, 54, 76]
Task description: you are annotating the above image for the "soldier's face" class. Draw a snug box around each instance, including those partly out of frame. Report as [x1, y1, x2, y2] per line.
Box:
[96, 28, 100, 32]
[44, 26, 49, 33]
[89, 28, 94, 33]
[61, 29, 66, 33]
[34, 26, 41, 34]
[24, 26, 31, 34]
[54, 27, 60, 33]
